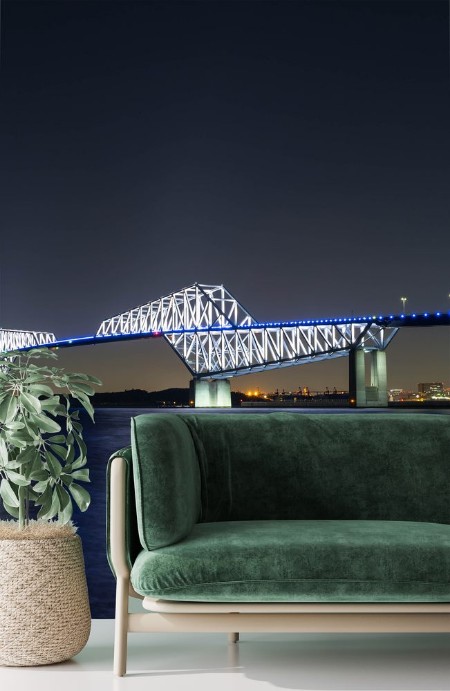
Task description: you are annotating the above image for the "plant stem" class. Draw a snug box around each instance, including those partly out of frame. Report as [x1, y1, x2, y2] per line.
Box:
[25, 487, 30, 527]
[18, 485, 26, 529]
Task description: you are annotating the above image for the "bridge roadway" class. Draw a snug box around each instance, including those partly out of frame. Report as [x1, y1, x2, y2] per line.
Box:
[17, 309, 450, 350]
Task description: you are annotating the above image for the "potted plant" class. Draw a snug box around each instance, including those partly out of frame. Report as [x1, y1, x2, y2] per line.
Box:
[0, 347, 101, 666]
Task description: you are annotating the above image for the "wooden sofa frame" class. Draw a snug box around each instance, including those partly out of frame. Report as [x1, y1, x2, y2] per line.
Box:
[110, 455, 450, 676]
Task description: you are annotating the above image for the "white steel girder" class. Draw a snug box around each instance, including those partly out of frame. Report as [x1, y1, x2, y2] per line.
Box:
[97, 283, 254, 336]
[96, 283, 398, 379]
[165, 323, 398, 378]
[0, 329, 56, 353]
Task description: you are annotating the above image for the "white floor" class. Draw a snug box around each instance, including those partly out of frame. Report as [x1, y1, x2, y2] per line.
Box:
[1, 620, 449, 691]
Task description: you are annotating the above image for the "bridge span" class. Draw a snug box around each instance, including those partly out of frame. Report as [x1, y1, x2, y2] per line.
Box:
[1, 283, 449, 407]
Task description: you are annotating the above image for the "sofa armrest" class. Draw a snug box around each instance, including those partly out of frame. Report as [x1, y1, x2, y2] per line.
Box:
[106, 447, 141, 579]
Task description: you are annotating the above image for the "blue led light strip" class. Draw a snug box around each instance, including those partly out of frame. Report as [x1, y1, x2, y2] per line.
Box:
[17, 309, 450, 352]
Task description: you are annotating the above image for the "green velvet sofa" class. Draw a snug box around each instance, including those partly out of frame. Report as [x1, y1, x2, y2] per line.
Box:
[107, 412, 450, 675]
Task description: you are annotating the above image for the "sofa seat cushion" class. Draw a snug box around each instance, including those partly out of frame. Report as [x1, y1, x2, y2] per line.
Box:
[130, 520, 450, 602]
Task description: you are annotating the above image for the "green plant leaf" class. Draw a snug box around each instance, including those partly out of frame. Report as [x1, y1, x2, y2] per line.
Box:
[6, 436, 28, 451]
[16, 446, 40, 466]
[2, 501, 20, 519]
[5, 446, 41, 477]
[49, 487, 60, 516]
[5, 421, 25, 431]
[71, 454, 87, 470]
[56, 483, 70, 508]
[29, 469, 49, 481]
[70, 468, 90, 483]
[20, 391, 42, 414]
[5, 469, 31, 487]
[58, 499, 73, 524]
[39, 396, 62, 412]
[69, 482, 91, 512]
[48, 435, 66, 444]
[33, 480, 50, 494]
[26, 347, 58, 359]
[66, 444, 75, 463]
[66, 372, 90, 382]
[56, 484, 73, 523]
[70, 381, 95, 396]
[23, 370, 46, 379]
[38, 487, 60, 520]
[27, 487, 40, 501]
[53, 378, 67, 388]
[49, 443, 67, 460]
[24, 383, 55, 398]
[68, 372, 101, 386]
[5, 457, 26, 470]
[46, 450, 62, 478]
[0, 348, 21, 358]
[28, 449, 45, 475]
[51, 404, 66, 417]
[29, 412, 61, 434]
[60, 472, 73, 486]
[8, 427, 35, 446]
[72, 428, 87, 457]
[0, 478, 20, 507]
[0, 438, 8, 465]
[36, 489, 52, 517]
[71, 391, 94, 421]
[0, 396, 18, 424]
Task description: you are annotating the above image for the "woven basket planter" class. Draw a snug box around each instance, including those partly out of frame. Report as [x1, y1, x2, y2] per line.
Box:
[0, 535, 91, 666]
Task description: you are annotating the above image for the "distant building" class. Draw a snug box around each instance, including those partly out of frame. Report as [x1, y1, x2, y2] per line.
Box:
[389, 389, 419, 402]
[418, 382, 444, 399]
[389, 389, 404, 402]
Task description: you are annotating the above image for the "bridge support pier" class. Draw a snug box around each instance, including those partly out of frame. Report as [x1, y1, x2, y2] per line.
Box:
[369, 349, 388, 407]
[190, 378, 232, 408]
[349, 349, 366, 407]
[349, 349, 388, 408]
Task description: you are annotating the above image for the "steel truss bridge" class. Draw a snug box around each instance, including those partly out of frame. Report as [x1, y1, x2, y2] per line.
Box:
[98, 284, 401, 378]
[0, 329, 57, 353]
[1, 283, 449, 405]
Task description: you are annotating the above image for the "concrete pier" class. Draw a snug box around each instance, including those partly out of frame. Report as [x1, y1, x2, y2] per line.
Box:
[369, 349, 388, 407]
[349, 349, 388, 408]
[191, 378, 232, 408]
[348, 349, 366, 407]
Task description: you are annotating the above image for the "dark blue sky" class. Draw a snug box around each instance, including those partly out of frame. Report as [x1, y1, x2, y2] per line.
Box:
[1, 0, 449, 392]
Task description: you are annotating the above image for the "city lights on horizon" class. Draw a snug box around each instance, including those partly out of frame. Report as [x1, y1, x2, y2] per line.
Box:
[243, 382, 450, 402]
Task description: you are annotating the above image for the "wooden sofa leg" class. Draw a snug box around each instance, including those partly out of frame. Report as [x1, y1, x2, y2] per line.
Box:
[228, 632, 239, 643]
[114, 578, 129, 676]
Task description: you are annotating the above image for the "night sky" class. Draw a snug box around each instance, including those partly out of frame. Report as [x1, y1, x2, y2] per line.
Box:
[1, 0, 449, 393]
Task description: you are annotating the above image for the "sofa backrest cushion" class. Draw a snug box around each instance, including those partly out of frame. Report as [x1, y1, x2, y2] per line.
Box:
[131, 415, 201, 549]
[182, 413, 450, 524]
